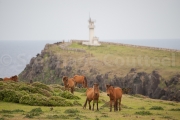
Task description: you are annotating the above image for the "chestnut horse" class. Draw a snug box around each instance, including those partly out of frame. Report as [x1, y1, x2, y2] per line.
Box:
[83, 83, 99, 111]
[73, 75, 87, 88]
[3, 75, 18, 82]
[106, 84, 122, 112]
[62, 76, 75, 94]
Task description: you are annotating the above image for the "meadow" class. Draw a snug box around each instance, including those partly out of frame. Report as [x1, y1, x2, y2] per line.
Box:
[0, 81, 180, 120]
[68, 42, 180, 79]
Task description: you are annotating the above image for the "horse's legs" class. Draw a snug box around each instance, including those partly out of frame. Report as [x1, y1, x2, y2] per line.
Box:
[97, 99, 99, 111]
[110, 100, 112, 112]
[71, 87, 74, 94]
[116, 100, 118, 111]
[83, 98, 88, 109]
[119, 98, 121, 111]
[89, 100, 91, 110]
[114, 100, 116, 111]
[92, 99, 95, 111]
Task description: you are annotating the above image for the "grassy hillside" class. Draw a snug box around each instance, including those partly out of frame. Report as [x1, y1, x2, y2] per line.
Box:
[66, 42, 180, 79]
[0, 82, 180, 120]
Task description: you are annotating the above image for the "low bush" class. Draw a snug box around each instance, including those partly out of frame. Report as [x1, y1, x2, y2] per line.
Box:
[59, 91, 80, 100]
[20, 93, 73, 106]
[31, 82, 51, 92]
[0, 89, 27, 103]
[0, 109, 24, 114]
[25, 108, 43, 118]
[149, 106, 164, 110]
[64, 108, 79, 114]
[135, 111, 152, 115]
[19, 93, 49, 106]
[75, 88, 87, 93]
[73, 100, 82, 106]
[169, 108, 180, 111]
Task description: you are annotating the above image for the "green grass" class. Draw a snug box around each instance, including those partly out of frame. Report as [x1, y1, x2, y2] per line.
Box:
[0, 92, 180, 120]
[67, 42, 180, 79]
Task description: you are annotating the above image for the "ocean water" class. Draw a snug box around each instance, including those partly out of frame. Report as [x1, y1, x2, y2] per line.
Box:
[0, 39, 179, 78]
[0, 40, 58, 78]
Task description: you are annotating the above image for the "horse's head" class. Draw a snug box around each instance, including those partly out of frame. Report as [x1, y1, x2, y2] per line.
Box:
[12, 75, 18, 82]
[106, 84, 114, 96]
[62, 76, 69, 87]
[93, 83, 99, 96]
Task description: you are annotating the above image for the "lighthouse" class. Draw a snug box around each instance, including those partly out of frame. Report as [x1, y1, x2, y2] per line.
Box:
[89, 18, 94, 44]
[82, 17, 101, 46]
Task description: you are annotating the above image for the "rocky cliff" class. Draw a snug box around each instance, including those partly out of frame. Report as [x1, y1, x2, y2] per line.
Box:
[19, 42, 180, 101]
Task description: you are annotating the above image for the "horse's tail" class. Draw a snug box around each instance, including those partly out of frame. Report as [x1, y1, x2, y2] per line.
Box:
[84, 76, 87, 88]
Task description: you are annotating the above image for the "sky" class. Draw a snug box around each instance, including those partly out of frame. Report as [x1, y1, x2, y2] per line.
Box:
[0, 0, 180, 41]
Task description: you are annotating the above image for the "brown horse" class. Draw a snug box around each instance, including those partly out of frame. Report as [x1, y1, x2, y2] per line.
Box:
[106, 84, 122, 112]
[73, 75, 87, 88]
[83, 83, 99, 111]
[3, 75, 18, 82]
[62, 76, 75, 94]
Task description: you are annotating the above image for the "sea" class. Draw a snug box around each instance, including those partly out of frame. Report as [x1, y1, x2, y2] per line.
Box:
[0, 39, 179, 78]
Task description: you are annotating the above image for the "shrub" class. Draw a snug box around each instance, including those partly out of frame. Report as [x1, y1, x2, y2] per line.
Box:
[25, 108, 43, 118]
[73, 101, 82, 106]
[0, 89, 26, 103]
[135, 111, 152, 115]
[31, 82, 51, 92]
[0, 109, 24, 114]
[19, 84, 52, 97]
[20, 93, 73, 106]
[64, 109, 79, 114]
[19, 93, 49, 106]
[75, 88, 87, 93]
[60, 91, 80, 100]
[169, 108, 180, 111]
[149, 106, 164, 110]
[49, 96, 73, 106]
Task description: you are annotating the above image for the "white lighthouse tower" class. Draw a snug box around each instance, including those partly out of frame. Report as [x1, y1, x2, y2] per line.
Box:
[89, 18, 94, 44]
[82, 17, 101, 46]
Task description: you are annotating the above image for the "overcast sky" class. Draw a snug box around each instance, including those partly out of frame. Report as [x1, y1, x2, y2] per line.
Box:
[0, 0, 180, 41]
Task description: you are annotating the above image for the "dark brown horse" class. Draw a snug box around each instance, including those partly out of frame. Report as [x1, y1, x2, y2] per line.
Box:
[62, 76, 75, 94]
[3, 75, 18, 82]
[73, 75, 87, 88]
[83, 83, 99, 111]
[106, 84, 122, 112]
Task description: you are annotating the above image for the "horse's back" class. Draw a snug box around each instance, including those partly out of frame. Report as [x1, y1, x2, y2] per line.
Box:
[115, 87, 122, 99]
[68, 78, 75, 87]
[73, 75, 83, 82]
[3, 77, 10, 81]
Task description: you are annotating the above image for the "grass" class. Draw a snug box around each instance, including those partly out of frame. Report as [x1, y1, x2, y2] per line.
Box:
[0, 92, 180, 120]
[67, 42, 180, 80]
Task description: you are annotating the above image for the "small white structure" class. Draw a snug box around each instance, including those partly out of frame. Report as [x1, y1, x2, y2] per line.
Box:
[82, 18, 101, 46]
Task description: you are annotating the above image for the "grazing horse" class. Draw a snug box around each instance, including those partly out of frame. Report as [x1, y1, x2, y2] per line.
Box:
[62, 76, 75, 94]
[73, 75, 87, 88]
[106, 84, 122, 112]
[83, 83, 99, 111]
[3, 75, 18, 82]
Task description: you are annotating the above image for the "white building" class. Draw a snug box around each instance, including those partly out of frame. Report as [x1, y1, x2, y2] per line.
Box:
[82, 18, 101, 46]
